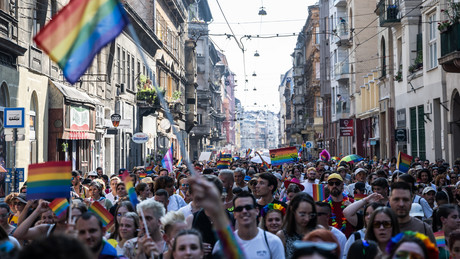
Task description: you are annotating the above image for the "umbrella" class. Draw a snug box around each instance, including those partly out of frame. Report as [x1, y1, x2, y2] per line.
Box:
[250, 156, 272, 164]
[339, 154, 363, 164]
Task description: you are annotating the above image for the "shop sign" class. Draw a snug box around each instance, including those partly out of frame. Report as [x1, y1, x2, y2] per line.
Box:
[339, 119, 354, 136]
[69, 131, 88, 140]
[132, 132, 149, 144]
[4, 108, 25, 128]
[70, 106, 89, 131]
[111, 114, 121, 127]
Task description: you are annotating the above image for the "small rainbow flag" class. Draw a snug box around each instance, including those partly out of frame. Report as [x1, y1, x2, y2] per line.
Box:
[33, 0, 129, 84]
[122, 171, 139, 208]
[434, 231, 446, 247]
[331, 156, 340, 161]
[269, 147, 298, 166]
[245, 149, 252, 158]
[354, 193, 367, 201]
[27, 161, 72, 200]
[312, 184, 326, 202]
[139, 172, 147, 180]
[89, 201, 114, 229]
[49, 198, 69, 218]
[397, 151, 413, 173]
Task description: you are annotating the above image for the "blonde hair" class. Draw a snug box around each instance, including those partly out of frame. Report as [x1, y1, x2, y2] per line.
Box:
[137, 199, 165, 220]
[307, 167, 317, 173]
[160, 211, 186, 234]
[93, 178, 106, 191]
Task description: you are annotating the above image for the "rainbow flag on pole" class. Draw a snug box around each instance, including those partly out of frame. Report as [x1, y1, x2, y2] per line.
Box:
[27, 161, 72, 200]
[122, 171, 139, 208]
[33, 0, 129, 84]
[49, 198, 70, 218]
[312, 184, 326, 202]
[269, 147, 298, 166]
[89, 201, 114, 229]
[397, 151, 413, 173]
[162, 144, 174, 172]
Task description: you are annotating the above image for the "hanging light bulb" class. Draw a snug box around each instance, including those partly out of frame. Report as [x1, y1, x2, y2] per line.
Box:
[254, 51, 260, 57]
[258, 7, 267, 16]
[253, 86, 257, 91]
[252, 71, 257, 77]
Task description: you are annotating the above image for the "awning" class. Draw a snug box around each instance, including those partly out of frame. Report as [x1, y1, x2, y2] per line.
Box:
[50, 80, 102, 105]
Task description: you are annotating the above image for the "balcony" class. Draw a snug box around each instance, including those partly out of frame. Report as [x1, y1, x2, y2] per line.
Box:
[376, 0, 400, 27]
[334, 0, 346, 7]
[439, 23, 460, 73]
[334, 20, 352, 47]
[334, 61, 350, 82]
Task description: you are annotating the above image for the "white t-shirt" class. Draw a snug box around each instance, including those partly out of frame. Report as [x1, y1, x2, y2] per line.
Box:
[302, 179, 320, 197]
[167, 194, 187, 212]
[330, 226, 347, 259]
[178, 203, 193, 218]
[213, 227, 285, 259]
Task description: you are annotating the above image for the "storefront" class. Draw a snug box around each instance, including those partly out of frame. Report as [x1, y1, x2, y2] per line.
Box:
[48, 80, 99, 173]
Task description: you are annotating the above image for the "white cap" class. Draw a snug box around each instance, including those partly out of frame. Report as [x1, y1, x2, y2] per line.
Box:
[422, 186, 436, 195]
[410, 203, 424, 217]
[87, 171, 98, 176]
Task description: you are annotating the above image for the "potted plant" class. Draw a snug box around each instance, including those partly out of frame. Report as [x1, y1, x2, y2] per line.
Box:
[438, 0, 460, 31]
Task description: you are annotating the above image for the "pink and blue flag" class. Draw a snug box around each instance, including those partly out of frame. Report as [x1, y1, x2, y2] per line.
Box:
[162, 144, 174, 172]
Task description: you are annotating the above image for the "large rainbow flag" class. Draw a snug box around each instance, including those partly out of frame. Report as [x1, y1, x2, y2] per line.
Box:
[89, 201, 114, 229]
[269, 147, 298, 166]
[33, 0, 129, 84]
[397, 151, 413, 173]
[27, 161, 72, 200]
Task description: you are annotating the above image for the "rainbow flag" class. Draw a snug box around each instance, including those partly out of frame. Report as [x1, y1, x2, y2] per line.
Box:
[33, 0, 129, 84]
[269, 147, 298, 166]
[434, 231, 446, 247]
[122, 171, 139, 208]
[354, 193, 367, 201]
[312, 184, 326, 201]
[138, 172, 147, 180]
[49, 198, 70, 218]
[245, 149, 252, 158]
[397, 151, 413, 173]
[89, 201, 114, 229]
[27, 161, 72, 200]
[217, 160, 230, 169]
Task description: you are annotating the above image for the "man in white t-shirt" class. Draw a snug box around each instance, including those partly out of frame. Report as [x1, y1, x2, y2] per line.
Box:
[213, 191, 285, 258]
[302, 167, 320, 197]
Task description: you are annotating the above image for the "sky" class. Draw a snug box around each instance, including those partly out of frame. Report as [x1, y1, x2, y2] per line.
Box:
[207, 0, 317, 112]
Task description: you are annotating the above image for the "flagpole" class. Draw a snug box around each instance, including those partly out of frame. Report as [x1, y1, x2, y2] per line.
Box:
[126, 23, 196, 176]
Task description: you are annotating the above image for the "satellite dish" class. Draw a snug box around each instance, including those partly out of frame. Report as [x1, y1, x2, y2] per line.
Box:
[160, 119, 171, 130]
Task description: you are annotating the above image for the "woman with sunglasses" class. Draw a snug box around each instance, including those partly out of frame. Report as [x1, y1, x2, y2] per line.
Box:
[365, 207, 399, 256]
[277, 192, 318, 258]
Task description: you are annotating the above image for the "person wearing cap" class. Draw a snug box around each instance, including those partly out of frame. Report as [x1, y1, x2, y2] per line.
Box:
[346, 168, 371, 198]
[8, 194, 27, 227]
[422, 186, 436, 209]
[302, 167, 319, 197]
[87, 170, 99, 179]
[336, 166, 349, 184]
[409, 203, 424, 220]
[324, 173, 355, 238]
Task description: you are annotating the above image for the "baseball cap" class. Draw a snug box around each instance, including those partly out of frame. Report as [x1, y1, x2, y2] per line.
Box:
[409, 203, 424, 217]
[15, 193, 27, 204]
[337, 166, 347, 172]
[273, 172, 283, 181]
[327, 173, 343, 182]
[415, 165, 423, 170]
[353, 168, 367, 176]
[87, 171, 98, 177]
[422, 186, 436, 195]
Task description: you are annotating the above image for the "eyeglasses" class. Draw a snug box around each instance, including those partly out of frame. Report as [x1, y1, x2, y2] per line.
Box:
[394, 250, 424, 259]
[292, 240, 337, 252]
[234, 204, 256, 212]
[372, 220, 392, 229]
[181, 184, 189, 187]
[328, 181, 341, 186]
[298, 212, 317, 218]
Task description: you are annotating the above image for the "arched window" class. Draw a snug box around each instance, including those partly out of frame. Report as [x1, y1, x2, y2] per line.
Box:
[30, 91, 38, 164]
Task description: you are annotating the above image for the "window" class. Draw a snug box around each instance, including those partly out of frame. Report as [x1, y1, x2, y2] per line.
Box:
[197, 114, 202, 125]
[127, 53, 131, 90]
[30, 92, 38, 164]
[132, 57, 135, 90]
[117, 47, 121, 84]
[315, 27, 320, 44]
[428, 13, 437, 69]
[410, 105, 426, 160]
[316, 97, 323, 117]
[0, 0, 9, 13]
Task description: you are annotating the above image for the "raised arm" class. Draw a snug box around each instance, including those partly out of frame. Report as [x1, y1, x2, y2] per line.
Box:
[343, 193, 383, 227]
[13, 200, 50, 241]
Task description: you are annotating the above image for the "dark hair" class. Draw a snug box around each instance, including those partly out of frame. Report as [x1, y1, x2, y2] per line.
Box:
[76, 212, 103, 230]
[396, 174, 416, 193]
[363, 202, 385, 228]
[417, 169, 433, 183]
[432, 204, 459, 232]
[319, 171, 331, 182]
[0, 203, 10, 213]
[315, 201, 331, 213]
[365, 207, 400, 243]
[372, 177, 389, 188]
[155, 189, 169, 198]
[101, 175, 109, 182]
[135, 182, 148, 195]
[390, 181, 412, 196]
[347, 239, 379, 259]
[96, 167, 103, 171]
[18, 234, 92, 259]
[109, 201, 135, 240]
[449, 230, 460, 251]
[155, 176, 175, 192]
[71, 170, 80, 177]
[435, 190, 449, 203]
[259, 173, 278, 194]
[284, 193, 317, 236]
[232, 191, 257, 208]
[376, 170, 387, 179]
[172, 229, 203, 254]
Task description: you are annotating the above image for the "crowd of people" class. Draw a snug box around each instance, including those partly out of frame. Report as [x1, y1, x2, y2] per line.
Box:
[0, 156, 459, 259]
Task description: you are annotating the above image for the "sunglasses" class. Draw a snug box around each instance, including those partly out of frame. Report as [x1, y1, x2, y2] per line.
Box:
[292, 240, 337, 251]
[234, 204, 256, 212]
[372, 220, 392, 229]
[181, 184, 189, 187]
[328, 181, 341, 186]
[394, 250, 424, 259]
[250, 182, 257, 186]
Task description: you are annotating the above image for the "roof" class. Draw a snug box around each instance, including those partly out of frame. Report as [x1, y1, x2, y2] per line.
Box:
[50, 80, 102, 105]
